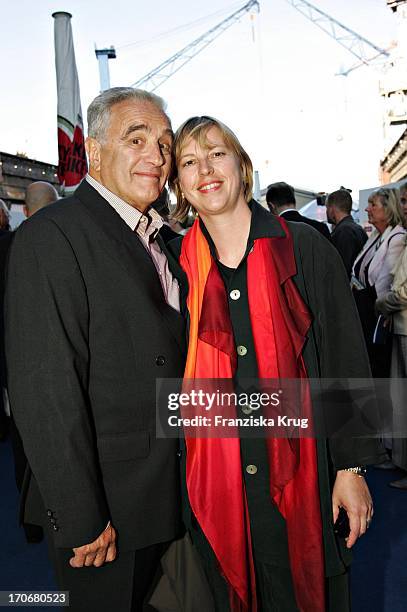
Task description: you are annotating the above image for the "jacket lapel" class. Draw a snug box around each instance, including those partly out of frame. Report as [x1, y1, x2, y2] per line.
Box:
[75, 181, 185, 353]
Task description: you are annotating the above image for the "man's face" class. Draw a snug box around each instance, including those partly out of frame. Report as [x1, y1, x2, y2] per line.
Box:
[87, 99, 173, 212]
[325, 202, 335, 224]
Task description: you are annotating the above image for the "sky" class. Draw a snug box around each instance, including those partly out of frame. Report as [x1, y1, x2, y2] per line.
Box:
[0, 0, 402, 196]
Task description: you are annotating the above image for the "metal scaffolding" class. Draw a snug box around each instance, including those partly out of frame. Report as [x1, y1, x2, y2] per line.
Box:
[131, 0, 259, 91]
[286, 0, 390, 76]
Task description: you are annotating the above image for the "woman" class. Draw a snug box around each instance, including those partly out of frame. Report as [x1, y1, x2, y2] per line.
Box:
[169, 116, 382, 612]
[351, 188, 406, 377]
[375, 181, 407, 488]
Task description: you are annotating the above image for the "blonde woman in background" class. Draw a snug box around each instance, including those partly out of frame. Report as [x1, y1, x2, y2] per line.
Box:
[351, 188, 406, 378]
[375, 181, 407, 488]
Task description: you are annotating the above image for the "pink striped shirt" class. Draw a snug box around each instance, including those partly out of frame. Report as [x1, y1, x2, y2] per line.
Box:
[86, 175, 180, 312]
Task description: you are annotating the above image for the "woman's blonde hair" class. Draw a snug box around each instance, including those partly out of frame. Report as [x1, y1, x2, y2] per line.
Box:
[368, 187, 406, 228]
[168, 116, 253, 221]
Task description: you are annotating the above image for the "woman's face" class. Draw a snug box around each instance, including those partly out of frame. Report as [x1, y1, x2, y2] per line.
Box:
[176, 126, 245, 220]
[365, 195, 388, 230]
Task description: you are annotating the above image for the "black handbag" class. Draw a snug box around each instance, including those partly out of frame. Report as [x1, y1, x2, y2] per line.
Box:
[373, 314, 392, 345]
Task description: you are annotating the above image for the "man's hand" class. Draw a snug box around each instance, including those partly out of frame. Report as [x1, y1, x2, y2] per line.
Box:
[332, 471, 374, 549]
[69, 524, 117, 568]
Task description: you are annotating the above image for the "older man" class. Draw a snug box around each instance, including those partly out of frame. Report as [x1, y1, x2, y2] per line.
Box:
[6, 88, 185, 611]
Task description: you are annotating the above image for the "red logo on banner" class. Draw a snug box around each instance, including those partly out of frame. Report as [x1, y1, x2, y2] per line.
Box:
[57, 125, 87, 190]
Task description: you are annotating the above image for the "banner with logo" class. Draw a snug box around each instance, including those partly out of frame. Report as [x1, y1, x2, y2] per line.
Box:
[53, 12, 87, 194]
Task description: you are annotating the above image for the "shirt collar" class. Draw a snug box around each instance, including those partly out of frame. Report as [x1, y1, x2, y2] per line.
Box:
[86, 174, 163, 239]
[334, 215, 353, 227]
[279, 208, 297, 215]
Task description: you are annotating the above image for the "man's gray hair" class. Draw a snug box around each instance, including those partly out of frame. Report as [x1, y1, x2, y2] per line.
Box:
[87, 87, 168, 142]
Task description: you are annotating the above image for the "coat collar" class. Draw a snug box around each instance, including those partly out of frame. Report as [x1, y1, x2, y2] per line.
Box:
[199, 199, 286, 260]
[332, 215, 354, 228]
[195, 199, 294, 286]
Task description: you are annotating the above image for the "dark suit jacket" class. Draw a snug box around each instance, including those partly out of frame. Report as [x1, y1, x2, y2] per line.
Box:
[280, 209, 331, 241]
[5, 180, 186, 551]
[331, 215, 367, 279]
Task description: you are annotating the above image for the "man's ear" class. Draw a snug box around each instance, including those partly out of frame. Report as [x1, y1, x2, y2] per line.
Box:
[86, 137, 101, 173]
[23, 205, 29, 218]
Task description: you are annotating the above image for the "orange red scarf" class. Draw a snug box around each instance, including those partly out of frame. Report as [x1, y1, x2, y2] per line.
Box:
[180, 217, 325, 612]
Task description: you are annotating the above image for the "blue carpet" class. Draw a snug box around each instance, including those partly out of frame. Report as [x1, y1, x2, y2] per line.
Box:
[1, 437, 407, 611]
[0, 436, 55, 611]
[351, 466, 407, 611]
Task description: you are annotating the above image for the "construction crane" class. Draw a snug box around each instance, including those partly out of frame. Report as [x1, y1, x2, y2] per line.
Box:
[131, 0, 259, 91]
[285, 0, 390, 76]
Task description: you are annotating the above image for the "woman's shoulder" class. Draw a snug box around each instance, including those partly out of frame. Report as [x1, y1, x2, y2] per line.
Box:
[387, 224, 407, 240]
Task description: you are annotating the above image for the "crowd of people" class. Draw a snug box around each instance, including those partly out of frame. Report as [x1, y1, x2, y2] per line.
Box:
[0, 86, 406, 612]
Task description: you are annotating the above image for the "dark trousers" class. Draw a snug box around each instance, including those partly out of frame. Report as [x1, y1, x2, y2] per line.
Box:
[48, 538, 168, 612]
[191, 521, 350, 612]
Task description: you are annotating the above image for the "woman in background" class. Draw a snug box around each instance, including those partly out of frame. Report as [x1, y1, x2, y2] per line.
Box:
[351, 188, 406, 377]
[375, 181, 407, 487]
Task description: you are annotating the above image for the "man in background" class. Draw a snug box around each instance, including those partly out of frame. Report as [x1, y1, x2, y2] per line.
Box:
[24, 181, 59, 218]
[0, 199, 11, 233]
[0, 200, 10, 441]
[326, 188, 367, 279]
[266, 181, 331, 240]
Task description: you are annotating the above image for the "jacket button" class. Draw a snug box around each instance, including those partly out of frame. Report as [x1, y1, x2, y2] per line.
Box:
[176, 450, 182, 458]
[156, 355, 166, 366]
[246, 464, 258, 475]
[237, 345, 247, 357]
[53, 525, 59, 531]
[46, 510, 53, 517]
[50, 518, 56, 524]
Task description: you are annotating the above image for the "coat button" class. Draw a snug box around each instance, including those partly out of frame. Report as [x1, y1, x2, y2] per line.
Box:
[156, 355, 166, 366]
[50, 518, 56, 524]
[176, 450, 182, 458]
[53, 525, 59, 531]
[46, 510, 53, 517]
[230, 289, 241, 300]
[237, 345, 247, 357]
[246, 464, 258, 475]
